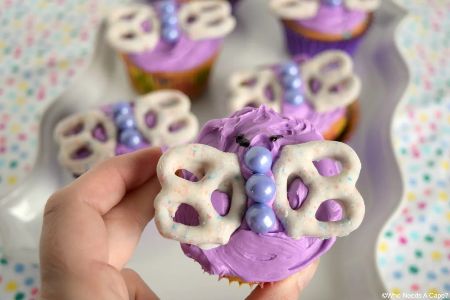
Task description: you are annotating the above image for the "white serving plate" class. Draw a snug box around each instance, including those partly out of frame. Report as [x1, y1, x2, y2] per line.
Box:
[0, 0, 408, 299]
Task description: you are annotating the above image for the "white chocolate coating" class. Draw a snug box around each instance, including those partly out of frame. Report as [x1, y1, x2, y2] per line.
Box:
[134, 90, 199, 147]
[302, 50, 361, 113]
[178, 0, 236, 40]
[154, 144, 247, 249]
[270, 0, 379, 19]
[54, 111, 117, 175]
[107, 4, 160, 53]
[272, 140, 365, 239]
[229, 69, 283, 113]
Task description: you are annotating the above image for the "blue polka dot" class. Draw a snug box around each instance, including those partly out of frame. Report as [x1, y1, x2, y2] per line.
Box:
[430, 224, 439, 232]
[24, 277, 34, 286]
[444, 283, 450, 292]
[393, 271, 403, 279]
[378, 257, 387, 266]
[441, 267, 449, 274]
[418, 215, 427, 223]
[410, 231, 420, 240]
[395, 255, 405, 263]
[427, 271, 437, 280]
[409, 178, 417, 186]
[14, 263, 25, 273]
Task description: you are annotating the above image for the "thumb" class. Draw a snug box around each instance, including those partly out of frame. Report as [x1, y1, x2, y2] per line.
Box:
[121, 269, 159, 300]
[246, 259, 319, 300]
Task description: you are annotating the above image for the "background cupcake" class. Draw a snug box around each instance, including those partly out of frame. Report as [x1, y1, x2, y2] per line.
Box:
[154, 106, 365, 284]
[107, 1, 236, 98]
[270, 0, 380, 56]
[54, 90, 198, 176]
[229, 50, 361, 141]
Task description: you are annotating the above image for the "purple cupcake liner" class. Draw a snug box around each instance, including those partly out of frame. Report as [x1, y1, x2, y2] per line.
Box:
[283, 23, 365, 57]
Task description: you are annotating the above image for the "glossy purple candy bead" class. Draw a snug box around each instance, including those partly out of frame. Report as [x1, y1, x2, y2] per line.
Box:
[322, 0, 343, 7]
[120, 129, 142, 149]
[284, 89, 304, 105]
[281, 62, 299, 77]
[245, 174, 276, 204]
[113, 103, 132, 117]
[245, 203, 276, 234]
[115, 113, 136, 130]
[244, 146, 272, 174]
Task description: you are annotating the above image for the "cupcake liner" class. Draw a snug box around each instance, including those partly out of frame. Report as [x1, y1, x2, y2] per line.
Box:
[322, 100, 360, 141]
[122, 52, 219, 99]
[283, 23, 365, 57]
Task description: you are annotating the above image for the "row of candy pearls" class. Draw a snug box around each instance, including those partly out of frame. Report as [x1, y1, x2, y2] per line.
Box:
[280, 62, 304, 106]
[113, 103, 143, 149]
[158, 1, 180, 43]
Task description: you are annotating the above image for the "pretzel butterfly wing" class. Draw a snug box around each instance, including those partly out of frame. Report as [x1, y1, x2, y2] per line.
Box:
[270, 0, 320, 20]
[272, 140, 364, 239]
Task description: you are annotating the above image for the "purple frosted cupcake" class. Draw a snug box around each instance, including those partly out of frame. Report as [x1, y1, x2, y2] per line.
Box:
[154, 106, 365, 284]
[229, 50, 361, 141]
[107, 1, 236, 98]
[54, 90, 198, 176]
[270, 0, 380, 56]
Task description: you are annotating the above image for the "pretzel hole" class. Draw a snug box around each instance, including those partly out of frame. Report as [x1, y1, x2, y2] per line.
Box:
[122, 32, 136, 40]
[169, 120, 187, 132]
[284, 1, 299, 8]
[91, 123, 108, 142]
[212, 190, 231, 216]
[71, 145, 93, 160]
[201, 4, 221, 12]
[320, 60, 342, 75]
[328, 78, 353, 94]
[63, 123, 84, 136]
[145, 111, 157, 128]
[264, 84, 276, 102]
[245, 101, 260, 108]
[121, 12, 136, 20]
[176, 169, 204, 182]
[174, 204, 200, 226]
[207, 18, 225, 27]
[240, 77, 257, 87]
[315, 200, 343, 222]
[308, 78, 322, 94]
[141, 20, 152, 33]
[287, 177, 308, 210]
[160, 97, 180, 108]
[313, 159, 342, 177]
[187, 14, 198, 24]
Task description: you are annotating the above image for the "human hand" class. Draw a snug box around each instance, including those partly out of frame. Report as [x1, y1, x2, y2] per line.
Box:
[40, 147, 318, 300]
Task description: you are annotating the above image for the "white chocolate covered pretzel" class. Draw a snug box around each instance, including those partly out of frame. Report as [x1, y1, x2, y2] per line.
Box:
[270, 0, 320, 20]
[134, 90, 199, 147]
[107, 4, 160, 53]
[54, 111, 117, 175]
[154, 144, 246, 249]
[229, 69, 283, 113]
[345, 0, 380, 12]
[302, 50, 361, 112]
[270, 0, 379, 19]
[178, 0, 236, 40]
[272, 140, 364, 239]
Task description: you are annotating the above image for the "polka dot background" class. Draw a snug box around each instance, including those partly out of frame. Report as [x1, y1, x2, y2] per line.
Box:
[376, 0, 450, 297]
[0, 1, 127, 299]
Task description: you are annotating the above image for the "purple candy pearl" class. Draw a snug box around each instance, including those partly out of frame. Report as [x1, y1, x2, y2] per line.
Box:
[245, 174, 276, 203]
[113, 102, 131, 117]
[115, 113, 136, 130]
[120, 129, 142, 149]
[244, 146, 272, 174]
[281, 62, 299, 77]
[245, 203, 276, 234]
[284, 90, 304, 105]
[162, 26, 180, 43]
[282, 75, 302, 90]
[322, 0, 343, 7]
[159, 1, 176, 14]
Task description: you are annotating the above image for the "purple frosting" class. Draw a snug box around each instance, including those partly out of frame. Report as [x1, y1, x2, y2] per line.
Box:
[296, 5, 368, 35]
[127, 34, 222, 73]
[175, 106, 343, 282]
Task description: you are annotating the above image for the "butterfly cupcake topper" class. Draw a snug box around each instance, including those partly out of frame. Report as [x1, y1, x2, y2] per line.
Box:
[230, 50, 361, 113]
[154, 140, 364, 249]
[107, 0, 236, 54]
[54, 90, 199, 175]
[270, 0, 380, 20]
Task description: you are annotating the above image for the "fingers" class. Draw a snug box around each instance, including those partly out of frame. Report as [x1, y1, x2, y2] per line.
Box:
[104, 176, 161, 269]
[122, 269, 159, 300]
[246, 260, 319, 300]
[66, 147, 162, 215]
[41, 147, 162, 273]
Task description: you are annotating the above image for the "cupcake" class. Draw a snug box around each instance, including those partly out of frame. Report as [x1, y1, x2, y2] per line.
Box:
[107, 1, 236, 99]
[54, 90, 198, 176]
[229, 50, 361, 141]
[270, 0, 380, 56]
[154, 106, 365, 284]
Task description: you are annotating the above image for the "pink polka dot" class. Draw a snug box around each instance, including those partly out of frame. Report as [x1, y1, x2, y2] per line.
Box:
[405, 216, 414, 223]
[31, 287, 39, 295]
[418, 202, 426, 209]
[396, 225, 404, 233]
[399, 236, 408, 245]
[444, 239, 450, 248]
[411, 284, 420, 291]
[18, 133, 27, 141]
